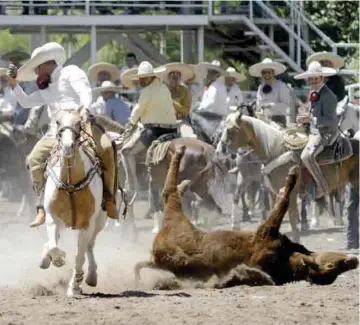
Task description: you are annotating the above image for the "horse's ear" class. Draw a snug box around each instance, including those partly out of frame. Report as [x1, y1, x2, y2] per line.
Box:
[77, 105, 84, 113]
[236, 111, 243, 124]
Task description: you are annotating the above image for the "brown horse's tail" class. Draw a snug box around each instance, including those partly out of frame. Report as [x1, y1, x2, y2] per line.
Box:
[204, 147, 232, 215]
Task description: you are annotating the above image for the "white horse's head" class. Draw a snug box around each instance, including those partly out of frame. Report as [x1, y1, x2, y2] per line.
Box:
[216, 111, 251, 155]
[55, 107, 83, 158]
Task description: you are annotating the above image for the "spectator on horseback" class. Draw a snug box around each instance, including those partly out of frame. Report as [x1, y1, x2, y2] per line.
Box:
[0, 68, 16, 118]
[88, 62, 119, 115]
[161, 62, 196, 138]
[306, 51, 346, 102]
[6, 42, 118, 228]
[225, 67, 246, 108]
[120, 61, 178, 191]
[196, 60, 228, 116]
[92, 80, 131, 125]
[184, 64, 204, 110]
[294, 61, 338, 199]
[250, 58, 291, 128]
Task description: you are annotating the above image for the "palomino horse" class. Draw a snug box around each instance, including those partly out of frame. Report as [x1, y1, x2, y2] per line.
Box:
[41, 109, 107, 297]
[217, 112, 359, 242]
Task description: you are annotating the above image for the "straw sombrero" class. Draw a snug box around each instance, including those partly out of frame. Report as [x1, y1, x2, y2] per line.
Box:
[88, 62, 119, 83]
[17, 42, 66, 82]
[197, 60, 226, 75]
[294, 61, 337, 80]
[249, 58, 287, 77]
[120, 67, 139, 89]
[226, 67, 246, 82]
[130, 61, 166, 82]
[306, 51, 344, 69]
[1, 50, 30, 63]
[92, 80, 123, 95]
[160, 62, 194, 83]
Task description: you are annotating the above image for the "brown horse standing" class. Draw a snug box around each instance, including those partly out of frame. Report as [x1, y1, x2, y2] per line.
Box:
[217, 112, 359, 242]
[95, 116, 230, 237]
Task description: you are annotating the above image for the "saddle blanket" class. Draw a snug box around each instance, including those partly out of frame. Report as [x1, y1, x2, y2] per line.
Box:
[145, 133, 179, 167]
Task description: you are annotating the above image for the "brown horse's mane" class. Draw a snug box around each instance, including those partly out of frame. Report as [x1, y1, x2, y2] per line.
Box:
[95, 115, 126, 134]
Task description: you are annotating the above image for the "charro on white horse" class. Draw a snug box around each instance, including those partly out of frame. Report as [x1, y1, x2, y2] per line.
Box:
[41, 108, 107, 297]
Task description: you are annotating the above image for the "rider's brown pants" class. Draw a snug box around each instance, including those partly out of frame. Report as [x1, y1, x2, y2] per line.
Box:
[27, 124, 116, 206]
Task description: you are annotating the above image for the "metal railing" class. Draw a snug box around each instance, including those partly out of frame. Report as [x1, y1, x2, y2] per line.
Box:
[0, 0, 209, 16]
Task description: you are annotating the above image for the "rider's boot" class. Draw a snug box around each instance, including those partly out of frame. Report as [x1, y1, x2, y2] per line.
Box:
[30, 190, 46, 228]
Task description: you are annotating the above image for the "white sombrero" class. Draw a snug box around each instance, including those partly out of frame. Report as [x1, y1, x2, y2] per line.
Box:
[306, 51, 344, 69]
[249, 58, 287, 77]
[160, 62, 194, 82]
[120, 67, 139, 89]
[88, 62, 119, 83]
[197, 59, 226, 75]
[294, 61, 337, 80]
[17, 42, 66, 82]
[92, 80, 123, 95]
[226, 67, 246, 82]
[1, 50, 30, 63]
[130, 61, 166, 82]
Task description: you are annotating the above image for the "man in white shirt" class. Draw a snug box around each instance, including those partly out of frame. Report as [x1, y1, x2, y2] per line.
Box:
[250, 58, 291, 128]
[225, 67, 246, 108]
[0, 68, 16, 117]
[196, 60, 228, 116]
[120, 61, 178, 191]
[7, 42, 118, 228]
[88, 62, 119, 115]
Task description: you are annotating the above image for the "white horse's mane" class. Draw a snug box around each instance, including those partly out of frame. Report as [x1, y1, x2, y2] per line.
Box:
[241, 115, 287, 161]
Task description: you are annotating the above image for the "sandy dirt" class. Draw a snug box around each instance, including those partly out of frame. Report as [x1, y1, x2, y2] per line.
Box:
[0, 198, 358, 325]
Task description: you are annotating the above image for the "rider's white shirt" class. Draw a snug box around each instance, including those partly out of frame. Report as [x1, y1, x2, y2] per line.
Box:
[226, 84, 243, 107]
[256, 79, 291, 116]
[197, 77, 228, 116]
[12, 65, 93, 137]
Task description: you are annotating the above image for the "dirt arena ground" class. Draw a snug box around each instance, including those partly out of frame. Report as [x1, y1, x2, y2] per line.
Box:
[0, 198, 358, 325]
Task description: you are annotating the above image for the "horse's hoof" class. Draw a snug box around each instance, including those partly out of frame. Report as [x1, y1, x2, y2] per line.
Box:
[85, 273, 98, 287]
[310, 219, 319, 228]
[301, 223, 309, 232]
[48, 248, 66, 267]
[67, 287, 82, 298]
[39, 255, 51, 269]
[152, 227, 159, 234]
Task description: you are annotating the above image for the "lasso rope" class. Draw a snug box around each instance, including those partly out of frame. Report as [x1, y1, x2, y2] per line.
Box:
[282, 128, 309, 151]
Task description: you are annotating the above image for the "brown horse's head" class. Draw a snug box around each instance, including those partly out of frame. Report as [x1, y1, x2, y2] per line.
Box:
[217, 112, 252, 154]
[248, 166, 359, 285]
[55, 109, 83, 158]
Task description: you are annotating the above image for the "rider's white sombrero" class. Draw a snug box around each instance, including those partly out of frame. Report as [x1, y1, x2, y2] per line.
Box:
[88, 62, 119, 83]
[226, 67, 246, 82]
[249, 58, 287, 77]
[17, 42, 66, 82]
[160, 62, 194, 82]
[306, 51, 344, 69]
[294, 61, 337, 80]
[92, 80, 123, 95]
[130, 61, 166, 82]
[197, 60, 226, 75]
[120, 67, 139, 89]
[1, 50, 30, 63]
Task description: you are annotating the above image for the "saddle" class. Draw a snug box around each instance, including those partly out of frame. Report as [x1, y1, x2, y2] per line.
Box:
[145, 133, 180, 167]
[283, 129, 353, 165]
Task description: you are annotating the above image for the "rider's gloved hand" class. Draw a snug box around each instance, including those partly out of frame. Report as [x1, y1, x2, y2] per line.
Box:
[6, 64, 18, 89]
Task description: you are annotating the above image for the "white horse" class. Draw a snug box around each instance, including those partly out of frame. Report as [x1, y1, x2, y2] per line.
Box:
[41, 109, 106, 297]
